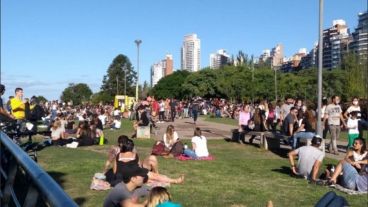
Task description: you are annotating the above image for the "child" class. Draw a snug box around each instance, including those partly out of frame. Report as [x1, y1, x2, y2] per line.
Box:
[346, 111, 359, 148]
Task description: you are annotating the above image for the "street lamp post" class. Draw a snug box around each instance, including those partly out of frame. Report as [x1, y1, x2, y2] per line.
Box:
[317, 0, 324, 136]
[122, 64, 127, 95]
[116, 76, 119, 95]
[134, 39, 142, 101]
[274, 67, 278, 103]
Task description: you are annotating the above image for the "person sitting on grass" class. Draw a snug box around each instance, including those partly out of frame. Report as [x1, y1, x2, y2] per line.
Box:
[344, 138, 367, 171]
[183, 127, 209, 159]
[288, 136, 324, 181]
[110, 137, 184, 187]
[163, 125, 179, 152]
[50, 119, 66, 146]
[77, 120, 95, 146]
[146, 186, 181, 207]
[103, 165, 149, 207]
[328, 153, 368, 192]
[104, 135, 159, 183]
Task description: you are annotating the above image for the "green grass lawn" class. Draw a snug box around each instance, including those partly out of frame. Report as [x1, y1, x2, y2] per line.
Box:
[36, 121, 368, 207]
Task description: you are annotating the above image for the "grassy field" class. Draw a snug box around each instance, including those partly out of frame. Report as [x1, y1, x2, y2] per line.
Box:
[35, 119, 368, 207]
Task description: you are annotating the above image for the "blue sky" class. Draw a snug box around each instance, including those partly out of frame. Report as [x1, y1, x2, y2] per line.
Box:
[1, 0, 366, 100]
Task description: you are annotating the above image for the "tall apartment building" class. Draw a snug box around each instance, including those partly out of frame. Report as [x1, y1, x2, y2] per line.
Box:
[210, 49, 230, 69]
[162, 54, 173, 76]
[151, 54, 174, 87]
[259, 49, 271, 64]
[350, 11, 368, 61]
[319, 20, 351, 69]
[181, 34, 201, 72]
[300, 43, 318, 69]
[151, 62, 164, 87]
[270, 44, 284, 69]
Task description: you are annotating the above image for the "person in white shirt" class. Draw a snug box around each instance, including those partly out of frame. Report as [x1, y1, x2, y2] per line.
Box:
[288, 136, 324, 181]
[184, 127, 209, 159]
[347, 111, 359, 148]
[158, 100, 165, 123]
[98, 109, 107, 127]
[162, 125, 179, 151]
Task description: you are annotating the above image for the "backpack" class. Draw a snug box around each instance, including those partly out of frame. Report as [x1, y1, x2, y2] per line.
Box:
[170, 141, 184, 157]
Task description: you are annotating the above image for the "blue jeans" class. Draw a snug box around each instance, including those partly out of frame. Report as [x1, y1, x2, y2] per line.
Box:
[315, 191, 348, 207]
[184, 149, 198, 159]
[342, 163, 359, 190]
[292, 132, 315, 149]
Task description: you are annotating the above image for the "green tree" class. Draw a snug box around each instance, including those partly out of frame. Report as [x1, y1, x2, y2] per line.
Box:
[35, 95, 48, 103]
[91, 91, 112, 105]
[61, 83, 93, 105]
[151, 70, 190, 99]
[101, 54, 137, 99]
[341, 53, 366, 98]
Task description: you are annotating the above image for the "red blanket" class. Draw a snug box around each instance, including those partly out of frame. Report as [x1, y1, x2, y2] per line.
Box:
[176, 154, 215, 161]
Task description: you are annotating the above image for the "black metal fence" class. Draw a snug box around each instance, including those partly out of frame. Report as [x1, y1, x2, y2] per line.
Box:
[0, 131, 78, 207]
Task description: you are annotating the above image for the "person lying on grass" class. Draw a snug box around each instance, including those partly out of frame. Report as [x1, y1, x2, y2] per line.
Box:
[328, 138, 368, 192]
[103, 165, 149, 207]
[288, 136, 324, 181]
[107, 136, 184, 187]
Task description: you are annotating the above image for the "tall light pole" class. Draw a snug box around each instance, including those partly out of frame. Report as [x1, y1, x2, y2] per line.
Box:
[274, 67, 278, 103]
[316, 0, 324, 136]
[134, 40, 142, 101]
[122, 64, 127, 95]
[116, 76, 119, 95]
[124, 66, 127, 95]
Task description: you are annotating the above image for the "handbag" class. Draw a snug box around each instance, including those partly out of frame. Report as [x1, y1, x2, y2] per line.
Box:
[151, 141, 168, 156]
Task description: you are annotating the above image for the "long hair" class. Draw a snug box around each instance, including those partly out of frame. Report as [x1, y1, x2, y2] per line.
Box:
[146, 187, 171, 207]
[165, 125, 175, 142]
[120, 137, 134, 153]
[194, 127, 202, 137]
[305, 109, 317, 130]
[355, 138, 367, 154]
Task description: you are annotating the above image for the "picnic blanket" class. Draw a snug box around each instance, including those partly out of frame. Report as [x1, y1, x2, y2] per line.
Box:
[331, 184, 368, 195]
[176, 154, 215, 161]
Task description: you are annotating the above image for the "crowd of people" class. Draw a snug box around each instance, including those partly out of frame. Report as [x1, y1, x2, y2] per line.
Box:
[1, 84, 367, 206]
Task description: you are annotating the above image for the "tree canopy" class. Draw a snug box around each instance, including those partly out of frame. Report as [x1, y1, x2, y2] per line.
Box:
[61, 83, 93, 105]
[100, 54, 137, 99]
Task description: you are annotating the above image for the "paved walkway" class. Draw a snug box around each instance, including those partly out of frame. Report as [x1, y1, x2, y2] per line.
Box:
[149, 116, 347, 160]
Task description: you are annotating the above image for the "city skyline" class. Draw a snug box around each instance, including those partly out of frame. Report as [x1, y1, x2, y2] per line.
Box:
[1, 0, 366, 100]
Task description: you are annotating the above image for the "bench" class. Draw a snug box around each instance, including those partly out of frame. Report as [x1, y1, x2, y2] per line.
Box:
[231, 129, 291, 150]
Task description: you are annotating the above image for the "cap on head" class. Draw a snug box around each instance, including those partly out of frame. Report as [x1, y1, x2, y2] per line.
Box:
[311, 135, 322, 146]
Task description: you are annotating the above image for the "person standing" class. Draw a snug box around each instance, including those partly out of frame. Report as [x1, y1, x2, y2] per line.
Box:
[10, 87, 26, 120]
[170, 98, 177, 122]
[0, 84, 15, 121]
[191, 99, 199, 125]
[323, 95, 347, 155]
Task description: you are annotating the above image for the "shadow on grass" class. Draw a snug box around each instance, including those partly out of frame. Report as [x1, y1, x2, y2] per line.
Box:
[269, 147, 290, 158]
[75, 197, 87, 205]
[271, 166, 292, 176]
[47, 171, 87, 206]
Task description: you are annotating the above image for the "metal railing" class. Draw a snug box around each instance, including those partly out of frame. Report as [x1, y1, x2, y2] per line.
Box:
[0, 131, 78, 207]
